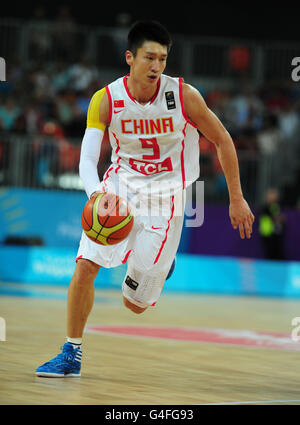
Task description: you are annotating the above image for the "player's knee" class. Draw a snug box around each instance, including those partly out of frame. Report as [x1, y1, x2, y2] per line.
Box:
[76, 258, 100, 280]
[123, 296, 147, 314]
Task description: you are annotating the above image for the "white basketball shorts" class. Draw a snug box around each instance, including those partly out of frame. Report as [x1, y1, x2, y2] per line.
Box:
[76, 174, 186, 308]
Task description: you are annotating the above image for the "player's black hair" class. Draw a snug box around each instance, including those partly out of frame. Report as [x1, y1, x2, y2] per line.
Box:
[127, 20, 172, 56]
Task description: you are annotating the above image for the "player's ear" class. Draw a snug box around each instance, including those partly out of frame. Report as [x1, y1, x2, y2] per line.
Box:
[125, 50, 134, 66]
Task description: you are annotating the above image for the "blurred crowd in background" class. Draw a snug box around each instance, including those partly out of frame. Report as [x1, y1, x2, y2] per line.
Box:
[2, 57, 300, 153]
[1, 5, 300, 209]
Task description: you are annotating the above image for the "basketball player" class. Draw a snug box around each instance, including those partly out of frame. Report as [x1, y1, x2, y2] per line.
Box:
[36, 21, 255, 377]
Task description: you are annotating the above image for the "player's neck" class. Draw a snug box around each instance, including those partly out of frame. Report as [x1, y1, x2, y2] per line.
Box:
[126, 75, 158, 105]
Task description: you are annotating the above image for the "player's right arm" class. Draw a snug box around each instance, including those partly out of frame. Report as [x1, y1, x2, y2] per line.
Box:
[182, 82, 255, 239]
[79, 88, 110, 199]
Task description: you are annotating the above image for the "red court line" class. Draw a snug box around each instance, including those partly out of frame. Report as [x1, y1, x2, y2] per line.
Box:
[85, 325, 300, 352]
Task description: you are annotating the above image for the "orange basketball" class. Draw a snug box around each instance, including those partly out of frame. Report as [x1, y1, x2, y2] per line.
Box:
[81, 192, 134, 245]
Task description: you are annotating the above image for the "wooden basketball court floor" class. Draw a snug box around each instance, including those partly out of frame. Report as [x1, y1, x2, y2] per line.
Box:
[1, 282, 300, 405]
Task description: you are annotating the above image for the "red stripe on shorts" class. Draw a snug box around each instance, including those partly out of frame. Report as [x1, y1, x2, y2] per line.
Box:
[122, 249, 132, 264]
[153, 195, 175, 265]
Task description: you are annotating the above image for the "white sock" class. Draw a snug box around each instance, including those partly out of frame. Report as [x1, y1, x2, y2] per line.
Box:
[66, 337, 82, 349]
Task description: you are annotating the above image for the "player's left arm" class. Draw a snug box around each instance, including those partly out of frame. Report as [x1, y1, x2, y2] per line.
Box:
[79, 88, 109, 199]
[182, 83, 255, 239]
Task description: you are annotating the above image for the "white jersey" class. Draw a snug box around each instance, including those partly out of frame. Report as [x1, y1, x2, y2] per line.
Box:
[105, 74, 200, 196]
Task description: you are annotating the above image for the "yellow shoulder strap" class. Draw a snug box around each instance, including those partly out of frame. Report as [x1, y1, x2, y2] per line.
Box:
[86, 87, 106, 131]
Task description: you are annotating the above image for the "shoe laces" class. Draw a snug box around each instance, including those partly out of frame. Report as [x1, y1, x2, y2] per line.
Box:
[60, 344, 80, 363]
[42, 346, 77, 366]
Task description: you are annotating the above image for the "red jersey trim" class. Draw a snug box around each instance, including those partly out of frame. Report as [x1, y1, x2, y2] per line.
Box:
[102, 165, 114, 191]
[105, 85, 113, 125]
[123, 74, 161, 105]
[181, 122, 188, 190]
[178, 77, 197, 128]
[112, 132, 122, 174]
[149, 77, 161, 104]
[123, 75, 135, 103]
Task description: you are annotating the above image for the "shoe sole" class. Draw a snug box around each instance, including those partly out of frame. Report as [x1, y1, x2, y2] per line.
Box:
[35, 372, 81, 378]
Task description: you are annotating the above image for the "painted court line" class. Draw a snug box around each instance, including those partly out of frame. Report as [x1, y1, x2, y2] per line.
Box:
[85, 324, 300, 352]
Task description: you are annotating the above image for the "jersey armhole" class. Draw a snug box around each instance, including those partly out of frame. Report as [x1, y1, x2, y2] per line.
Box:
[179, 77, 197, 128]
[105, 85, 113, 126]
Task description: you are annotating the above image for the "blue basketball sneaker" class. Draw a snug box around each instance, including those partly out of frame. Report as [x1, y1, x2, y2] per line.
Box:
[166, 257, 176, 280]
[35, 342, 82, 377]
